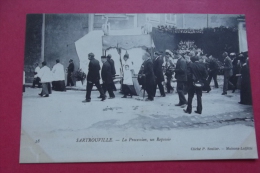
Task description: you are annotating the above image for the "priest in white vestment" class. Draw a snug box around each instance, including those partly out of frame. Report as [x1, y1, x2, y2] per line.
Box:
[52, 59, 66, 91]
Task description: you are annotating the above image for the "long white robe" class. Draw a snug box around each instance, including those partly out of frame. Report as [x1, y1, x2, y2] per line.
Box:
[38, 66, 53, 83]
[52, 63, 65, 81]
[123, 69, 133, 85]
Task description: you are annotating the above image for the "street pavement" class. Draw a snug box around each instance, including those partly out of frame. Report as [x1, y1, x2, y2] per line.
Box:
[22, 83, 254, 131]
[20, 82, 257, 162]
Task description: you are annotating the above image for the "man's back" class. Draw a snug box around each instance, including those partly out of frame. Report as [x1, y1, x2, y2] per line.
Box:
[68, 62, 74, 72]
[108, 59, 116, 75]
[175, 57, 187, 81]
[189, 62, 208, 81]
[101, 61, 113, 84]
[153, 57, 164, 81]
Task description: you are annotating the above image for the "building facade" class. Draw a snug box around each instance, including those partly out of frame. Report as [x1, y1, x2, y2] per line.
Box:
[24, 13, 245, 83]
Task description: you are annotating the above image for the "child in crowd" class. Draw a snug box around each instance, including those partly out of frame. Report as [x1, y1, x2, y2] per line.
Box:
[122, 65, 134, 98]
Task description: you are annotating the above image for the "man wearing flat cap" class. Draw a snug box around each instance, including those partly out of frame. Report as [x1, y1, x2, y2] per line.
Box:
[66, 59, 74, 86]
[83, 53, 105, 102]
[153, 51, 166, 97]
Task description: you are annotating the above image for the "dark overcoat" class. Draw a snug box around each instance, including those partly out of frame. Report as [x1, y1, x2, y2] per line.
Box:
[143, 59, 156, 86]
[175, 57, 187, 81]
[101, 61, 113, 84]
[87, 58, 101, 82]
[153, 57, 164, 82]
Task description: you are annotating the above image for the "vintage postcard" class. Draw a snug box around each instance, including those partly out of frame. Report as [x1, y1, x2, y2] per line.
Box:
[20, 13, 258, 163]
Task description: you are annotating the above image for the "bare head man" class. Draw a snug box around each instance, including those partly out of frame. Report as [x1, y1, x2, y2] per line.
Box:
[88, 53, 95, 60]
[222, 52, 228, 58]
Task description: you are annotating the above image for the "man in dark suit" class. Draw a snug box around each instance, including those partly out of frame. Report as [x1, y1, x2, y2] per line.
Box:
[221, 52, 233, 95]
[184, 56, 208, 114]
[82, 53, 105, 102]
[141, 52, 156, 101]
[67, 59, 74, 86]
[101, 56, 115, 99]
[107, 54, 117, 91]
[174, 54, 187, 106]
[153, 51, 166, 97]
[239, 53, 252, 105]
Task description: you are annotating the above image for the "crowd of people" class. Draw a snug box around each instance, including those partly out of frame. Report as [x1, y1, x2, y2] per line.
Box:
[29, 46, 252, 114]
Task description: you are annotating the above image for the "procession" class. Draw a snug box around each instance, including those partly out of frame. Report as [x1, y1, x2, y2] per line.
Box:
[25, 48, 252, 115]
[20, 14, 258, 163]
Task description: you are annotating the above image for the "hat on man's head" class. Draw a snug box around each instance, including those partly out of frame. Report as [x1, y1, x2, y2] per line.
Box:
[42, 61, 47, 66]
[222, 52, 228, 57]
[101, 56, 107, 59]
[230, 53, 236, 56]
[154, 51, 162, 56]
[69, 59, 73, 62]
[242, 51, 248, 58]
[165, 49, 173, 57]
[107, 54, 112, 58]
[123, 53, 129, 58]
[239, 54, 247, 62]
[191, 56, 199, 62]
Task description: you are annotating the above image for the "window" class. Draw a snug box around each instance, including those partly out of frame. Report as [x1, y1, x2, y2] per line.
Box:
[165, 14, 176, 25]
[146, 14, 160, 23]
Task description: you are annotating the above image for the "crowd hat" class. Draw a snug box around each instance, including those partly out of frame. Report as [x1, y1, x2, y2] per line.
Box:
[165, 49, 173, 57]
[230, 53, 236, 56]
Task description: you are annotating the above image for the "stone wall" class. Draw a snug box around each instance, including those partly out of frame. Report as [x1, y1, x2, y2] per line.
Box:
[24, 14, 43, 83]
[44, 14, 89, 73]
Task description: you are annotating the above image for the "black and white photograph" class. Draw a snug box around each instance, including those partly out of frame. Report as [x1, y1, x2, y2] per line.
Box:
[20, 13, 258, 163]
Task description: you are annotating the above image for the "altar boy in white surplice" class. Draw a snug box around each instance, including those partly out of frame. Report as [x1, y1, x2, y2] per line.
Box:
[38, 61, 53, 97]
[122, 65, 135, 98]
[52, 59, 66, 91]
